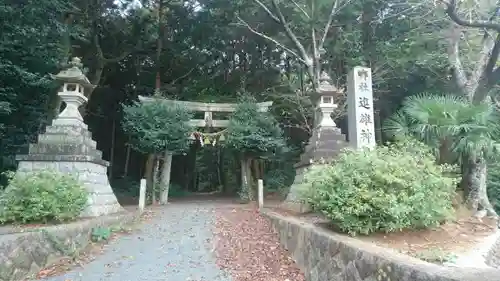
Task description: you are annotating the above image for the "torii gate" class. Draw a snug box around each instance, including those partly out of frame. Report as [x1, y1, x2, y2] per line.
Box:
[138, 96, 273, 202]
[139, 96, 272, 127]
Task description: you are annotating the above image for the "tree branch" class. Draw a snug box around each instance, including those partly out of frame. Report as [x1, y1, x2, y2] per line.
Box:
[320, 0, 349, 50]
[446, 24, 468, 94]
[442, 0, 500, 32]
[103, 51, 132, 63]
[94, 33, 105, 60]
[252, 0, 280, 23]
[489, 67, 500, 86]
[485, 34, 500, 80]
[236, 17, 306, 63]
[94, 32, 133, 64]
[270, 0, 312, 66]
[290, 0, 310, 19]
[469, 32, 496, 102]
[169, 67, 195, 84]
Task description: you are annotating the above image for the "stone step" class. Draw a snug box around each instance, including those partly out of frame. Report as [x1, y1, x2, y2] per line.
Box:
[28, 143, 102, 158]
[45, 125, 93, 139]
[300, 144, 349, 163]
[16, 155, 109, 167]
[37, 134, 97, 148]
[302, 139, 349, 153]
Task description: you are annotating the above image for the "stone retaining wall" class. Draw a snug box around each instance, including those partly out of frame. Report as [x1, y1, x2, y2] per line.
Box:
[486, 233, 500, 268]
[0, 212, 135, 281]
[263, 211, 500, 281]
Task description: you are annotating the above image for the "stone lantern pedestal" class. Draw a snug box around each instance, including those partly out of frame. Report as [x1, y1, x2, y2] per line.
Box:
[281, 73, 349, 213]
[15, 58, 123, 217]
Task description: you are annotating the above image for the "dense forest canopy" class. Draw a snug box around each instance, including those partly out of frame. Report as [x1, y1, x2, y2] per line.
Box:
[3, 0, 500, 212]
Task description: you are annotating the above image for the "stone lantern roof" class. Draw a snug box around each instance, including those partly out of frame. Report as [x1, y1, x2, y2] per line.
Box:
[318, 72, 342, 95]
[50, 57, 95, 90]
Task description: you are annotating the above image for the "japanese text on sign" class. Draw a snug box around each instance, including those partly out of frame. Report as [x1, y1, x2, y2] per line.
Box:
[356, 69, 374, 146]
[348, 66, 376, 149]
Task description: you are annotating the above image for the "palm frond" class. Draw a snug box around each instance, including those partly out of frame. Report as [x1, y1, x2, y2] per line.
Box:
[383, 92, 500, 162]
[382, 110, 412, 139]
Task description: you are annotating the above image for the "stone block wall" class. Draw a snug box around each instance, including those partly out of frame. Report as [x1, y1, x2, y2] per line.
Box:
[0, 212, 135, 281]
[486, 233, 500, 268]
[263, 211, 500, 281]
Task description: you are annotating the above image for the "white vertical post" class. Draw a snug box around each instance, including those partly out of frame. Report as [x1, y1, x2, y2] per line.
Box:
[257, 179, 264, 210]
[139, 178, 146, 213]
[347, 66, 376, 149]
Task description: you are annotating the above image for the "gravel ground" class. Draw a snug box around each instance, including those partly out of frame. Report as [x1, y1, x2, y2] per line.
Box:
[40, 203, 232, 281]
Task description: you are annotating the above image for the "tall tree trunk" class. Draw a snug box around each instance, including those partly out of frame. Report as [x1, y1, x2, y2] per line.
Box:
[242, 157, 254, 201]
[154, 0, 164, 95]
[361, 0, 376, 66]
[438, 137, 455, 165]
[187, 144, 196, 191]
[216, 145, 222, 190]
[219, 147, 227, 193]
[441, 1, 500, 218]
[191, 148, 198, 192]
[461, 156, 497, 216]
[251, 159, 261, 180]
[144, 154, 155, 202]
[240, 158, 249, 201]
[123, 138, 131, 177]
[160, 151, 173, 204]
[152, 156, 160, 204]
[109, 118, 116, 179]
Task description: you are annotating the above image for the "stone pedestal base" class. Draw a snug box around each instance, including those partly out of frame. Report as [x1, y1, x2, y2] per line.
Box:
[15, 121, 124, 217]
[282, 126, 348, 213]
[282, 164, 312, 213]
[17, 159, 123, 217]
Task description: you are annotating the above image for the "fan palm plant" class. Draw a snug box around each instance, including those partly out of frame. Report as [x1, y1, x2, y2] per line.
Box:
[383, 93, 500, 217]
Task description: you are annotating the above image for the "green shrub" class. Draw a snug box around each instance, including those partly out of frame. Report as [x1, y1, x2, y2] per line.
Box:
[264, 169, 287, 191]
[303, 139, 458, 236]
[263, 163, 295, 193]
[0, 170, 88, 224]
[487, 161, 500, 213]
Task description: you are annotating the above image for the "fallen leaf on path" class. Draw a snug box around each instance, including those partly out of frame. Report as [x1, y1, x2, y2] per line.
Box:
[213, 206, 304, 281]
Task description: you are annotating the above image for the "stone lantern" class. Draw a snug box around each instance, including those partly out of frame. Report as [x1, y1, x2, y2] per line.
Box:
[315, 72, 341, 128]
[50, 57, 94, 126]
[281, 71, 348, 213]
[16, 57, 123, 217]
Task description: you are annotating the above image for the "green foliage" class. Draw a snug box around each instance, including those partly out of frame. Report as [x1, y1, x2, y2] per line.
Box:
[0, 0, 483, 202]
[263, 169, 287, 191]
[487, 161, 500, 213]
[413, 247, 457, 264]
[384, 93, 500, 161]
[91, 227, 112, 242]
[263, 162, 296, 192]
[122, 100, 194, 154]
[226, 95, 288, 158]
[0, 0, 72, 172]
[304, 139, 458, 236]
[0, 171, 88, 224]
